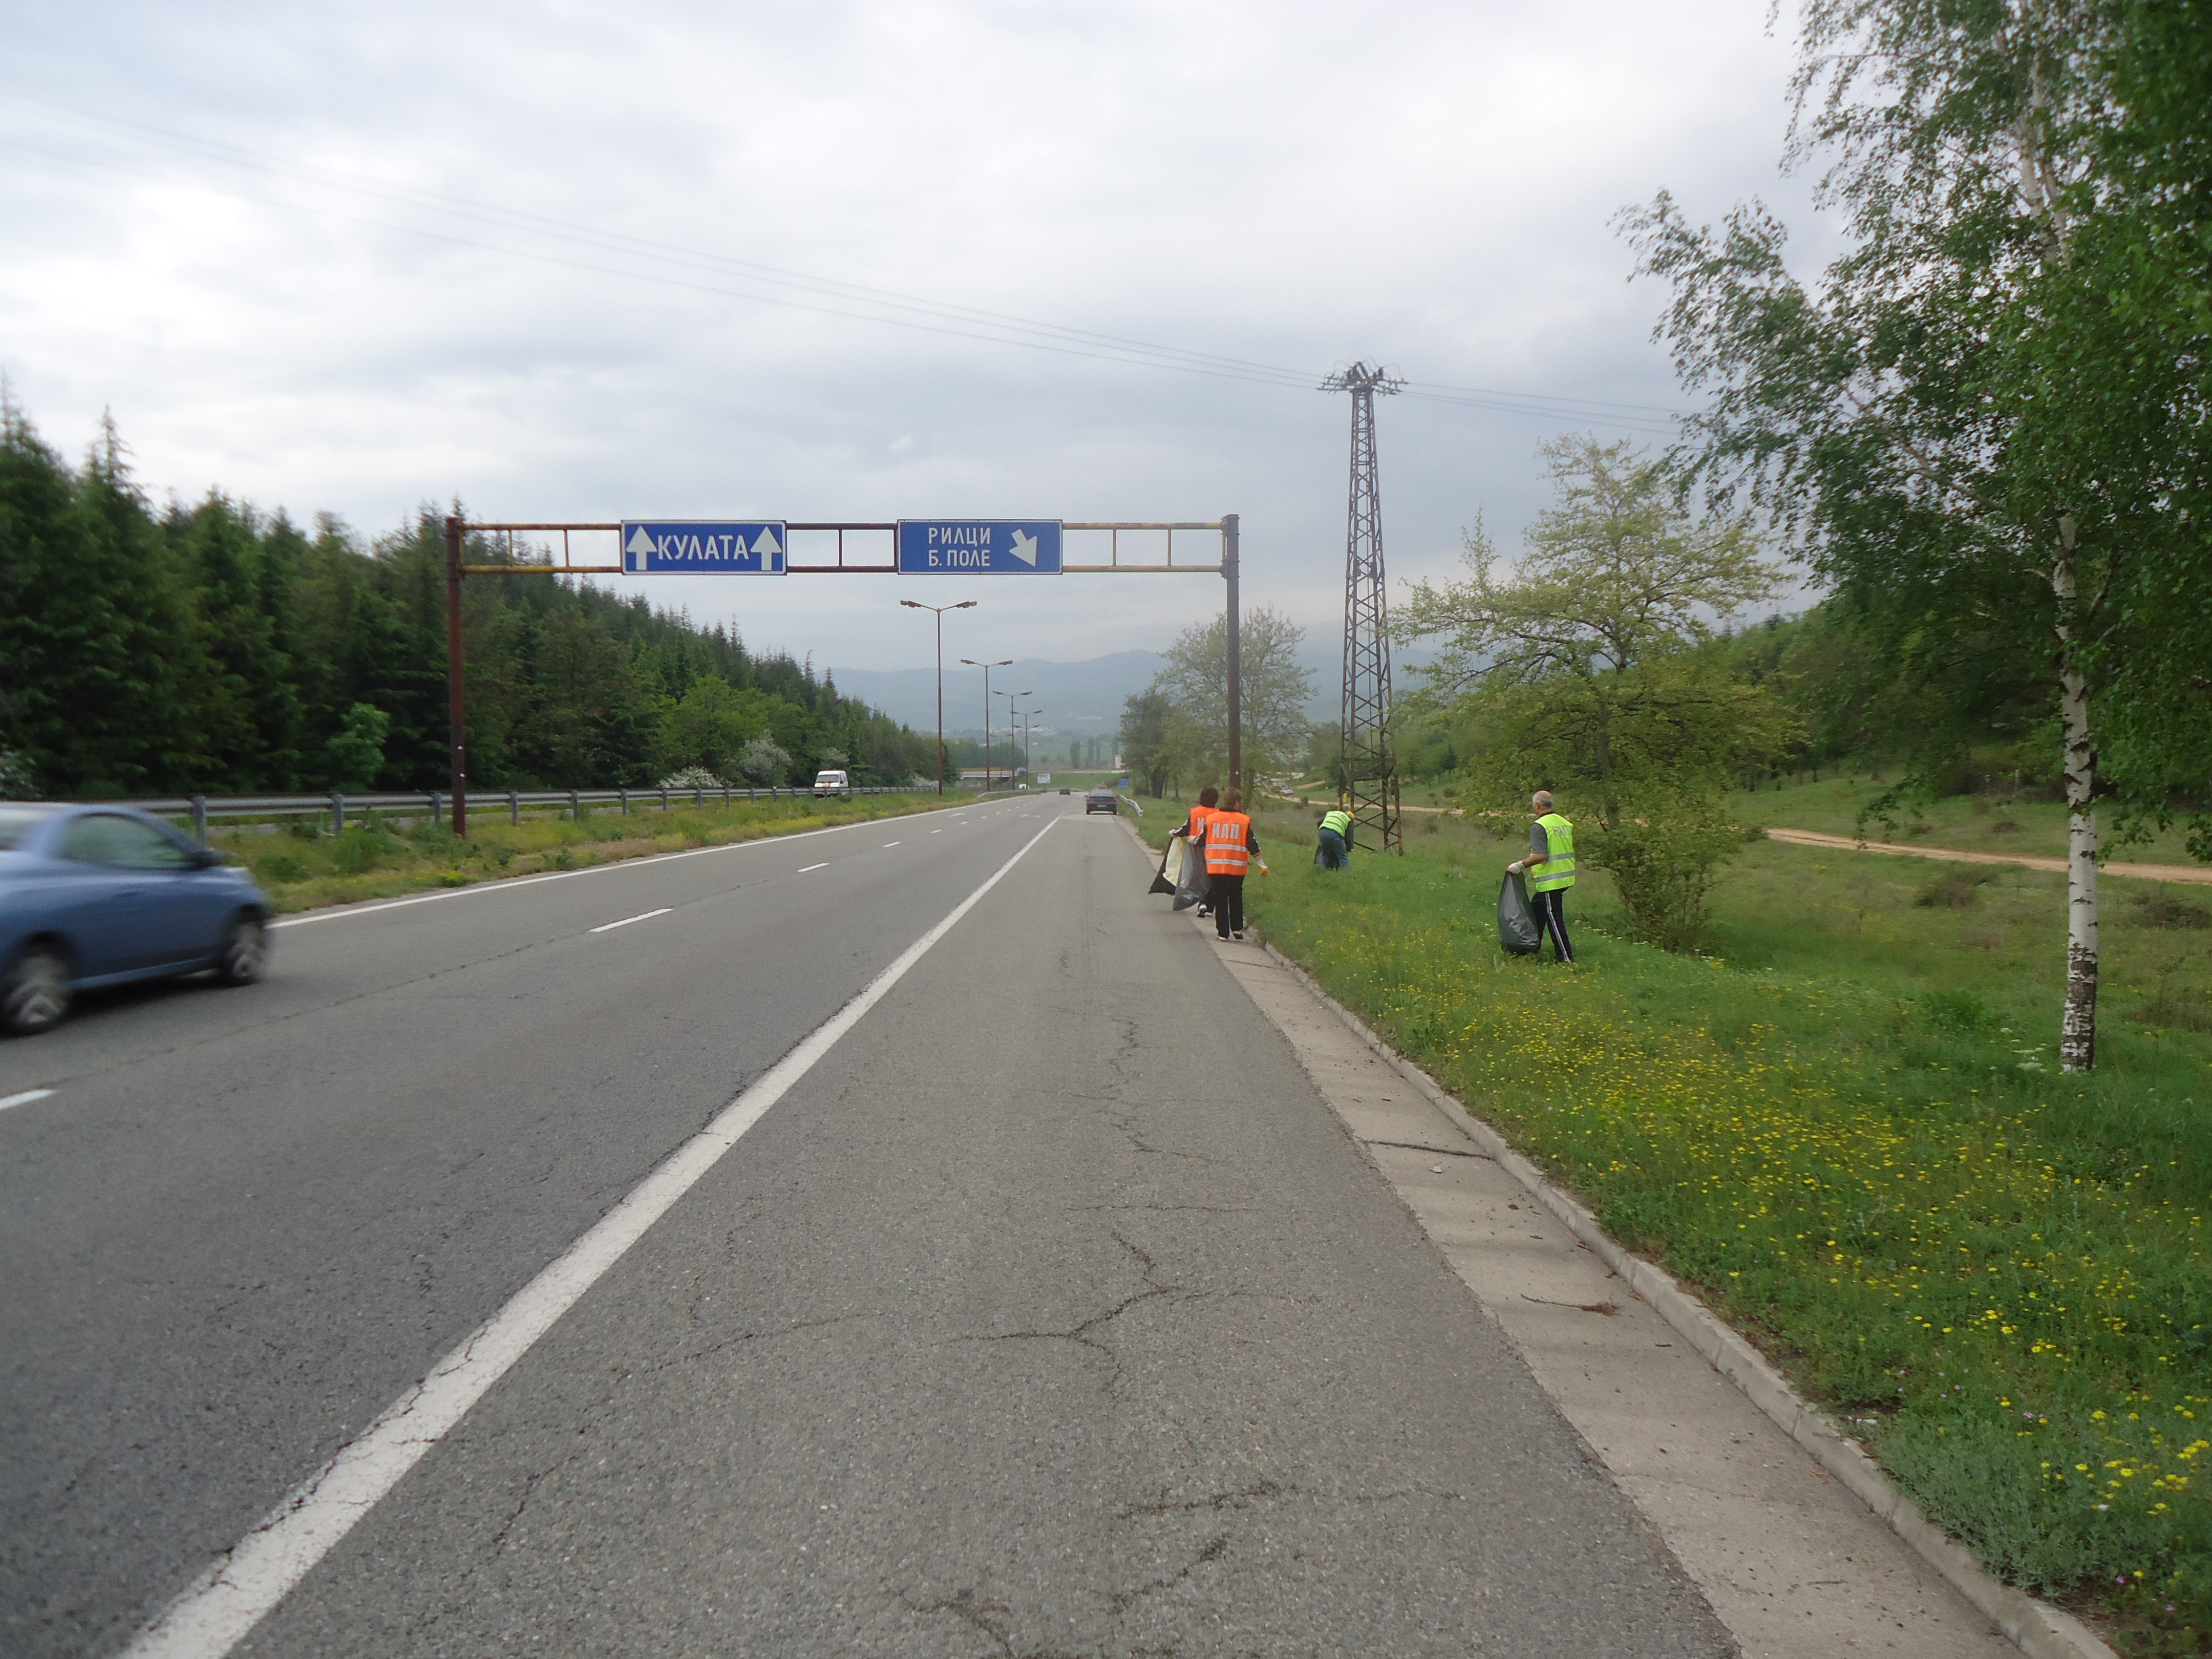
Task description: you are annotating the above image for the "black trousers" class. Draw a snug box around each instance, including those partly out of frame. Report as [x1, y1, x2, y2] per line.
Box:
[1532, 887, 1573, 963]
[1211, 874, 1245, 937]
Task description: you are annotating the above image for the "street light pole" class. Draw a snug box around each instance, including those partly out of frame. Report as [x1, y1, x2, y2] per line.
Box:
[961, 657, 1014, 790]
[901, 599, 976, 795]
[1024, 706, 1042, 785]
[997, 689, 1030, 787]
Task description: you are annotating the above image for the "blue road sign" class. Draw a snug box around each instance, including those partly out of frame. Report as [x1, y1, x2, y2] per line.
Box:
[897, 520, 1062, 574]
[622, 522, 787, 573]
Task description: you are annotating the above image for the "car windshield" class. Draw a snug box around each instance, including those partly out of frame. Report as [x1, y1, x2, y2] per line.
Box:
[0, 806, 58, 851]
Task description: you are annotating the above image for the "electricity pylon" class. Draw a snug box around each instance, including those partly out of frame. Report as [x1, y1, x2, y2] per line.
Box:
[1322, 360, 1403, 854]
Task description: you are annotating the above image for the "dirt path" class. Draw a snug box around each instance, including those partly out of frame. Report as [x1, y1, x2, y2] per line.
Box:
[1766, 825, 2212, 886]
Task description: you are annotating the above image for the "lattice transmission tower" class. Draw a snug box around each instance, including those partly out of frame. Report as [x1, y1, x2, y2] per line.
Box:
[1322, 360, 1403, 854]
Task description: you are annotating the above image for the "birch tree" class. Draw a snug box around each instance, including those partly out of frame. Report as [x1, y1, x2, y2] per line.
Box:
[1624, 0, 2208, 1070]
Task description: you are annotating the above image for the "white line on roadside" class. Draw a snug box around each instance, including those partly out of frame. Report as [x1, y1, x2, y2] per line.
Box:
[587, 907, 672, 934]
[123, 815, 1062, 1659]
[797, 862, 828, 873]
[0, 1089, 56, 1113]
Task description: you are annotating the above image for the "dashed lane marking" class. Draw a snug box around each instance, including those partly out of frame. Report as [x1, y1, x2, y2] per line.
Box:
[269, 807, 959, 932]
[588, 907, 672, 934]
[122, 816, 1064, 1659]
[797, 862, 828, 873]
[0, 1089, 56, 1113]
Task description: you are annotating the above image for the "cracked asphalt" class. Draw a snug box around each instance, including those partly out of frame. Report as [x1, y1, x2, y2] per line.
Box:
[2, 798, 1732, 1656]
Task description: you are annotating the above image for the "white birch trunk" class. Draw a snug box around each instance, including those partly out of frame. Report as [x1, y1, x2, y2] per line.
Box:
[2053, 529, 2098, 1071]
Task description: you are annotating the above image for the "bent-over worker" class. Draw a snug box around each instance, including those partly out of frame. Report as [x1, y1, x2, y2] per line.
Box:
[1315, 803, 1352, 870]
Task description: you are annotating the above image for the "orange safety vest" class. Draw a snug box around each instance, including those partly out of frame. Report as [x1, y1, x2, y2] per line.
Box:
[1204, 811, 1252, 876]
[1185, 805, 1214, 843]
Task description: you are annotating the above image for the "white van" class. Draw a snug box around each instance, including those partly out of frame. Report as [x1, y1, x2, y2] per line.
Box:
[812, 769, 851, 798]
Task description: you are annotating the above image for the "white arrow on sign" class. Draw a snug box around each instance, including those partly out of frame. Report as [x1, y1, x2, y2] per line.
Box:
[752, 527, 782, 556]
[625, 526, 655, 556]
[1008, 529, 1039, 566]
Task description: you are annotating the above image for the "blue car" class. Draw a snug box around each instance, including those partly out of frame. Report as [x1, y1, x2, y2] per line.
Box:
[0, 803, 274, 1036]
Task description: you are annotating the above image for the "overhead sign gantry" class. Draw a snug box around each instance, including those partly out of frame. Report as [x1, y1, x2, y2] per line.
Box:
[438, 514, 1241, 836]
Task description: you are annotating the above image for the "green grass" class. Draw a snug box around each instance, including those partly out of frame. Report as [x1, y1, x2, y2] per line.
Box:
[1732, 773, 2206, 867]
[1134, 798, 2212, 1650]
[206, 793, 949, 912]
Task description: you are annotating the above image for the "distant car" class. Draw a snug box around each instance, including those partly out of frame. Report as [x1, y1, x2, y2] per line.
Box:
[1, 803, 274, 1036]
[812, 769, 852, 798]
[1084, 788, 1119, 816]
[1060, 787, 1072, 795]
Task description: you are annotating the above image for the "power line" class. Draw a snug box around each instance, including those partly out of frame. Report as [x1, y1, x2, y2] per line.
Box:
[0, 89, 1688, 432]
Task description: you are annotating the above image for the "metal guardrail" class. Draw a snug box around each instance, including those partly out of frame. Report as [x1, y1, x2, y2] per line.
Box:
[70, 785, 925, 842]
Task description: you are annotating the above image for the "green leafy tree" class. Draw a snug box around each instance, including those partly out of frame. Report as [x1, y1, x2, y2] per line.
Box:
[324, 702, 391, 790]
[1398, 435, 1792, 950]
[657, 677, 774, 780]
[1623, 0, 2212, 1067]
[1398, 435, 1784, 826]
[1143, 605, 1314, 793]
[735, 734, 792, 785]
[1117, 690, 1173, 797]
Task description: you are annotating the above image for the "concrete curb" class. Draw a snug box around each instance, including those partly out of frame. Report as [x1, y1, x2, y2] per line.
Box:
[1248, 935, 2115, 1659]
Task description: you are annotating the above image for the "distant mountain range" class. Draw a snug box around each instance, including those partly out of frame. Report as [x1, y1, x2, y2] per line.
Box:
[827, 642, 1431, 739]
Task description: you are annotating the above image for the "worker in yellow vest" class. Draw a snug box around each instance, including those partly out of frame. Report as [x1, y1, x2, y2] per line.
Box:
[1507, 789, 1576, 964]
[1204, 787, 1259, 940]
[1315, 802, 1352, 869]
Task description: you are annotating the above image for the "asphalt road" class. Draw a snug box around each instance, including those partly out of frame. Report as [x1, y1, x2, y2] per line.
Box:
[2, 797, 1729, 1656]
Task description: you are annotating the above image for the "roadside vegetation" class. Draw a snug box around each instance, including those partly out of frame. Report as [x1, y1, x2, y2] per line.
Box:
[1137, 801, 2210, 1649]
[1734, 775, 2209, 871]
[206, 792, 945, 913]
[0, 403, 939, 800]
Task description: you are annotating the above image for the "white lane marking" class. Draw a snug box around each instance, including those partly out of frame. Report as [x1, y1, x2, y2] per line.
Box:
[124, 815, 1062, 1659]
[797, 862, 828, 873]
[587, 907, 672, 934]
[268, 804, 965, 932]
[931, 829, 942, 834]
[0, 1088, 56, 1113]
[882, 841, 900, 847]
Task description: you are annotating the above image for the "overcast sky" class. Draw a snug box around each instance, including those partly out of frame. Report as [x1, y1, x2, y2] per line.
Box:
[1, 1, 1824, 690]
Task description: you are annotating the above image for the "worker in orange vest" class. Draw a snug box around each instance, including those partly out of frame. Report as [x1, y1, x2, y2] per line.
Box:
[1180, 785, 1220, 914]
[1203, 786, 1259, 940]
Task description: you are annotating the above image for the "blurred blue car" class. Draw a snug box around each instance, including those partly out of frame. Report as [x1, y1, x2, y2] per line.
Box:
[0, 803, 273, 1036]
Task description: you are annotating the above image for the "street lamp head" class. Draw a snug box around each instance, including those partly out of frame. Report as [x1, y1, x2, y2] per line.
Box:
[900, 599, 922, 609]
[955, 601, 977, 609]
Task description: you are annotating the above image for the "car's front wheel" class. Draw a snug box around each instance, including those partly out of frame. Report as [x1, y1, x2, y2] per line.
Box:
[214, 914, 267, 986]
[2, 945, 72, 1036]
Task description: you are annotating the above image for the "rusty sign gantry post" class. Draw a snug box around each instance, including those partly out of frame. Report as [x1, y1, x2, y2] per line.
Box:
[440, 515, 1241, 838]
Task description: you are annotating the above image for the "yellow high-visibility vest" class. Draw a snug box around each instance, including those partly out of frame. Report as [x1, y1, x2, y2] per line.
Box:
[1530, 813, 1576, 892]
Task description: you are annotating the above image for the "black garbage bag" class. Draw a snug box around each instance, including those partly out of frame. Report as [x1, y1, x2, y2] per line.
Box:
[1149, 833, 1182, 895]
[1173, 838, 1212, 911]
[1497, 869, 1542, 956]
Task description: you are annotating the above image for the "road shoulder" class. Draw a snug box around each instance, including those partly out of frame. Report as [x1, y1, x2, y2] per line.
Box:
[1181, 894, 2080, 1658]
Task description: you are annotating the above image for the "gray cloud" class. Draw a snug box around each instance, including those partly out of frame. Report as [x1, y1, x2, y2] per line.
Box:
[1, 0, 1819, 685]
